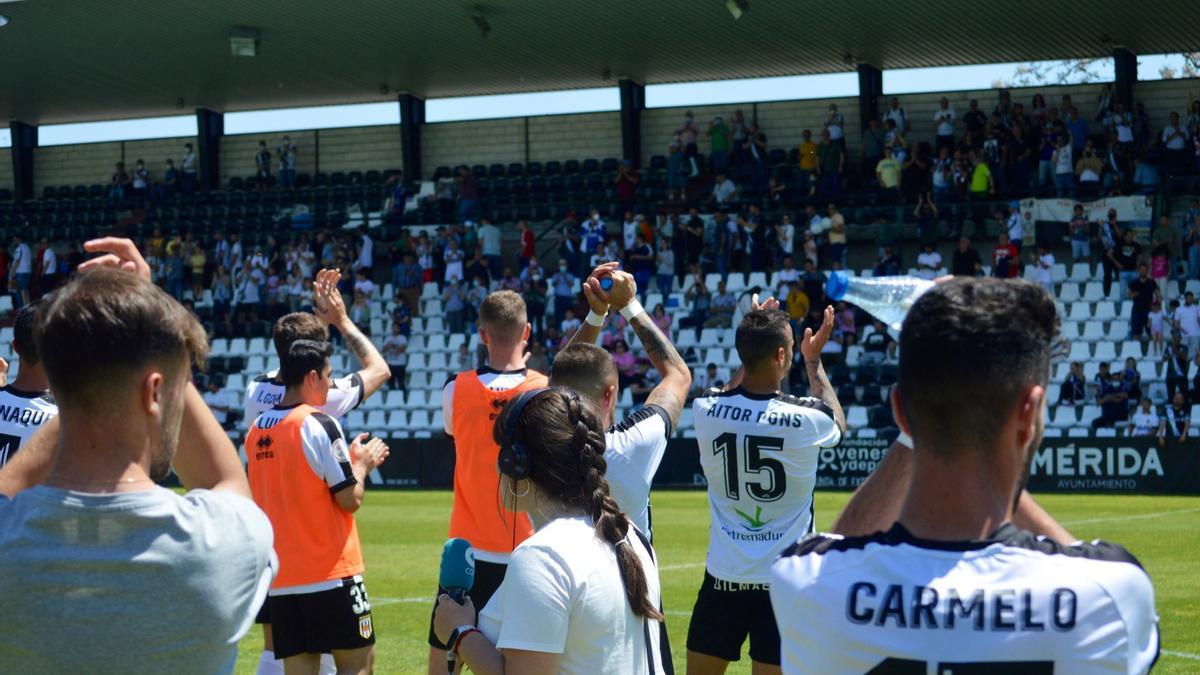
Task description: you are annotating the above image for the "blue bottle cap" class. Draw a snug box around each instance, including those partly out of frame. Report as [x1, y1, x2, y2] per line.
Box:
[599, 277, 614, 291]
[825, 271, 849, 301]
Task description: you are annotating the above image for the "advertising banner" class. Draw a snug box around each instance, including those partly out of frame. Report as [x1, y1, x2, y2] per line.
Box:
[1022, 195, 1154, 242]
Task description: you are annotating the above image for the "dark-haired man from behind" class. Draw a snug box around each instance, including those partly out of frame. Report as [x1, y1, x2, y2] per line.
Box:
[688, 301, 845, 675]
[246, 339, 389, 675]
[556, 262, 693, 538]
[0, 302, 58, 467]
[772, 278, 1158, 673]
[244, 268, 390, 424]
[0, 239, 274, 673]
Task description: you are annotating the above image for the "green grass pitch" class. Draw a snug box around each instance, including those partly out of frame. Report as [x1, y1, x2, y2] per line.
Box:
[233, 490, 1200, 674]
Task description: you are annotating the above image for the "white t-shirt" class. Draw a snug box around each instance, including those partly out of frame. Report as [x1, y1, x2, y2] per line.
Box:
[382, 334, 408, 367]
[1174, 304, 1200, 337]
[0, 386, 58, 468]
[712, 179, 737, 204]
[771, 524, 1159, 675]
[933, 107, 956, 136]
[12, 243, 32, 275]
[884, 107, 908, 133]
[605, 406, 672, 538]
[777, 223, 795, 254]
[244, 370, 365, 423]
[623, 220, 639, 250]
[692, 387, 842, 583]
[478, 224, 502, 256]
[826, 112, 845, 140]
[1007, 213, 1024, 242]
[1162, 124, 1188, 150]
[1055, 146, 1074, 174]
[202, 389, 235, 426]
[358, 234, 374, 269]
[916, 252, 942, 280]
[478, 516, 667, 675]
[354, 278, 377, 298]
[1036, 253, 1055, 284]
[1131, 409, 1160, 436]
[41, 248, 57, 276]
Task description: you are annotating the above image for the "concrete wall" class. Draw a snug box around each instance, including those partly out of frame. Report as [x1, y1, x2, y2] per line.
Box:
[527, 111, 622, 163]
[219, 130, 316, 184]
[0, 149, 11, 194]
[423, 112, 623, 177]
[316, 126, 403, 174]
[30, 135, 195, 195]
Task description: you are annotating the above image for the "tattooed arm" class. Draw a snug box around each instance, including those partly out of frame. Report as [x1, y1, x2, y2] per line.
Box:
[313, 269, 390, 399]
[799, 305, 846, 433]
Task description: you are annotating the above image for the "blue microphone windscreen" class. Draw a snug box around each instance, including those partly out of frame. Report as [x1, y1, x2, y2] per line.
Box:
[438, 538, 476, 591]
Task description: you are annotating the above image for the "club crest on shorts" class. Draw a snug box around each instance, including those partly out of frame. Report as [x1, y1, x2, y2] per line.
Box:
[358, 614, 373, 639]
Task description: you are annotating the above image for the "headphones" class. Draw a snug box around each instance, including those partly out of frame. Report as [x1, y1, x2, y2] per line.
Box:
[497, 387, 550, 481]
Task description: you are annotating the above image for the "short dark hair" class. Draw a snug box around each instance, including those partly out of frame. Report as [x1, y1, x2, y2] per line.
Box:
[12, 300, 42, 364]
[35, 268, 208, 405]
[279, 340, 333, 389]
[898, 278, 1059, 451]
[273, 313, 328, 360]
[550, 344, 618, 401]
[478, 291, 528, 344]
[735, 310, 792, 370]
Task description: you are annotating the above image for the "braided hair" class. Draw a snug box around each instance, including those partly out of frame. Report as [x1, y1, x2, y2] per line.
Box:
[495, 387, 662, 620]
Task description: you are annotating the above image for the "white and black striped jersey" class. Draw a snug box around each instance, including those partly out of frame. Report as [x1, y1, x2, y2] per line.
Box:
[244, 370, 364, 422]
[771, 524, 1159, 674]
[605, 404, 672, 539]
[0, 386, 58, 468]
[693, 387, 842, 583]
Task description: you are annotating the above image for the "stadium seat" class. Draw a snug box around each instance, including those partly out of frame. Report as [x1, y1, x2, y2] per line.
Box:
[698, 330, 722, 348]
[431, 411, 445, 432]
[426, 318, 445, 334]
[1078, 406, 1102, 427]
[386, 411, 407, 431]
[1067, 342, 1091, 361]
[1067, 303, 1090, 322]
[1050, 407, 1077, 428]
[226, 374, 246, 392]
[1096, 427, 1118, 437]
[423, 299, 443, 315]
[425, 334, 447, 353]
[407, 354, 427, 371]
[1068, 427, 1090, 437]
[1082, 282, 1105, 302]
[248, 337, 269, 355]
[703, 348, 726, 367]
[1059, 321, 1081, 342]
[228, 338, 249, 356]
[1045, 383, 1060, 404]
[675, 331, 698, 350]
[1107, 321, 1129, 341]
[725, 275, 747, 293]
[1093, 342, 1116, 362]
[210, 338, 230, 358]
[246, 355, 267, 374]
[447, 334, 466, 350]
[421, 283, 440, 299]
[1118, 341, 1144, 360]
[1051, 263, 1067, 283]
[428, 353, 449, 370]
[345, 410, 367, 432]
[1081, 321, 1105, 342]
[846, 406, 869, 429]
[1137, 361, 1159, 382]
[382, 390, 405, 409]
[1057, 283, 1080, 303]
[1069, 263, 1092, 282]
[1043, 428, 1064, 437]
[844, 346, 863, 368]
[1093, 302, 1116, 321]
[746, 272, 769, 289]
[407, 390, 430, 409]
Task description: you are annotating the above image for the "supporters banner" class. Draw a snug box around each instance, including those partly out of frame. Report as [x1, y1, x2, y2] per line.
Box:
[366, 435, 1198, 494]
[1021, 195, 1154, 241]
[1025, 437, 1200, 494]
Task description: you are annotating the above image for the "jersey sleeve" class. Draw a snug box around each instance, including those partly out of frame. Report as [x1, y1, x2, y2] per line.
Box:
[441, 376, 457, 436]
[1104, 562, 1160, 673]
[607, 405, 672, 486]
[317, 373, 365, 418]
[493, 544, 572, 654]
[789, 396, 842, 448]
[300, 413, 357, 493]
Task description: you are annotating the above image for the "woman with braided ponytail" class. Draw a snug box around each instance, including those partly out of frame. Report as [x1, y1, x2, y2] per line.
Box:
[433, 386, 670, 675]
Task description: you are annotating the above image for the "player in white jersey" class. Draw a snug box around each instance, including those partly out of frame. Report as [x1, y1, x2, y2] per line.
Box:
[551, 263, 692, 538]
[771, 278, 1158, 674]
[243, 269, 388, 675]
[244, 269, 389, 425]
[688, 300, 845, 674]
[0, 302, 58, 467]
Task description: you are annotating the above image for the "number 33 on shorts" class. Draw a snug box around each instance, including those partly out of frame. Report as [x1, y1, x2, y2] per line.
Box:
[350, 579, 373, 638]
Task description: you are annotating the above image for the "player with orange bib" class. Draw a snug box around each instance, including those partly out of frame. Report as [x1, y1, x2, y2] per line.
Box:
[246, 339, 389, 675]
[426, 290, 548, 674]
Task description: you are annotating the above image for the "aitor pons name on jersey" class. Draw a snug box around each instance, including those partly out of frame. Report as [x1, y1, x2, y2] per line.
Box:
[846, 582, 1078, 632]
[704, 403, 808, 429]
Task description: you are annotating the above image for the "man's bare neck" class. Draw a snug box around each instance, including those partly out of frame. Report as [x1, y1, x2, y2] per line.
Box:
[898, 453, 1016, 542]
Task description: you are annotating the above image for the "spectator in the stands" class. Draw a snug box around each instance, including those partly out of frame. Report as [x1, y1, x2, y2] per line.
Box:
[800, 259, 826, 306]
[350, 291, 372, 333]
[1007, 123, 1034, 195]
[648, 303, 671, 336]
[526, 341, 550, 374]
[815, 128, 844, 200]
[655, 237, 675, 294]
[203, 377, 235, 430]
[1059, 362, 1088, 406]
[1132, 152, 1159, 194]
[1185, 213, 1200, 283]
[1052, 134, 1074, 198]
[932, 97, 956, 152]
[916, 243, 942, 280]
[705, 281, 737, 329]
[560, 308, 581, 337]
[968, 151, 995, 202]
[1005, 201, 1024, 255]
[1065, 106, 1089, 154]
[744, 123, 769, 193]
[707, 115, 731, 175]
[463, 248, 490, 288]
[963, 99, 987, 137]
[859, 320, 895, 365]
[380, 322, 408, 391]
[254, 141, 272, 190]
[883, 97, 907, 134]
[1174, 292, 1200, 354]
[785, 282, 810, 325]
[1128, 263, 1159, 340]
[526, 279, 548, 337]
[1162, 111, 1190, 175]
[614, 160, 640, 214]
[38, 239, 58, 296]
[709, 171, 738, 207]
[620, 211, 639, 251]
[1066, 205, 1092, 266]
[277, 135, 297, 189]
[873, 245, 901, 277]
[1164, 342, 1190, 401]
[391, 252, 423, 316]
[611, 339, 637, 387]
[443, 279, 467, 334]
[834, 302, 856, 345]
[1122, 357, 1143, 404]
[211, 266, 232, 325]
[694, 363, 720, 394]
[824, 104, 846, 150]
[515, 218, 535, 271]
[884, 118, 908, 164]
[442, 238, 465, 285]
[353, 268, 377, 300]
[550, 260, 577, 325]
[1091, 370, 1130, 430]
[992, 233, 1019, 279]
[859, 119, 885, 187]
[180, 143, 197, 194]
[667, 134, 687, 200]
[1030, 243, 1055, 295]
[129, 159, 150, 206]
[875, 146, 901, 200]
[797, 129, 818, 195]
[1165, 391, 1191, 440]
[1114, 229, 1143, 294]
[1129, 398, 1163, 440]
[108, 162, 129, 207]
[476, 217, 502, 279]
[1099, 209, 1122, 296]
[156, 158, 179, 202]
[677, 110, 701, 176]
[391, 294, 413, 337]
[520, 257, 544, 291]
[455, 166, 478, 222]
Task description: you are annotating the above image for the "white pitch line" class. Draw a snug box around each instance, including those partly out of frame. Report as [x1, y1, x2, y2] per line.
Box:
[1061, 507, 1200, 527]
[1162, 649, 1200, 661]
[373, 596, 429, 606]
[660, 562, 705, 571]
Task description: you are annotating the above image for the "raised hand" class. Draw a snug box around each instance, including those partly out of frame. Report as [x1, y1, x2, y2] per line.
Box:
[350, 433, 390, 470]
[800, 305, 835, 363]
[586, 268, 637, 309]
[79, 237, 152, 281]
[750, 292, 780, 313]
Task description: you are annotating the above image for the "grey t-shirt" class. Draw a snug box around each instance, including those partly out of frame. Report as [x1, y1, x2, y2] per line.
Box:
[0, 486, 275, 674]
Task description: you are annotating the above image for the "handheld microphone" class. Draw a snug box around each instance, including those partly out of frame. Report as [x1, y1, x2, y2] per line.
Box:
[439, 538, 475, 672]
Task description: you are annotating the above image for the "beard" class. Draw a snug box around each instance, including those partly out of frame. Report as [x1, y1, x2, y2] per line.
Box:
[149, 382, 185, 482]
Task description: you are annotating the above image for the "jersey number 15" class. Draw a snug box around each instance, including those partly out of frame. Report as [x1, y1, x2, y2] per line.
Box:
[711, 433, 786, 502]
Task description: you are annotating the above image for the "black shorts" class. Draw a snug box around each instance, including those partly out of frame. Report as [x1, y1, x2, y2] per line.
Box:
[270, 576, 376, 660]
[686, 570, 780, 665]
[255, 595, 271, 625]
[427, 559, 508, 649]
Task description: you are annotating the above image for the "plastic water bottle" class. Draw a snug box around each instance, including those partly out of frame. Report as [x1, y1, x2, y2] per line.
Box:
[825, 272, 935, 333]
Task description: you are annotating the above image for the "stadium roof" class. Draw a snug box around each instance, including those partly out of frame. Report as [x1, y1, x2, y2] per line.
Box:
[1, 0, 1193, 125]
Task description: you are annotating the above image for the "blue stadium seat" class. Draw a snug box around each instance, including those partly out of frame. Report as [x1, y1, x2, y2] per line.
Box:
[488, 164, 505, 178]
[507, 163, 524, 177]
[525, 162, 542, 176]
[581, 158, 600, 174]
[563, 159, 581, 174]
[544, 161, 562, 175]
